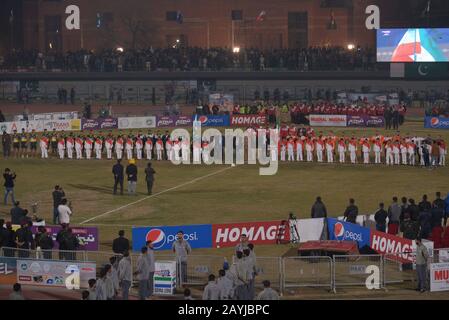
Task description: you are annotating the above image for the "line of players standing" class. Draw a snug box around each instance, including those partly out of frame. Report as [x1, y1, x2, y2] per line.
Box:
[9, 128, 188, 161]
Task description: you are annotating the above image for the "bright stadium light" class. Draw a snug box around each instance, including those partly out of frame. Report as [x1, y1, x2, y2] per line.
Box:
[176, 39, 180, 43]
[116, 47, 124, 52]
[347, 43, 355, 50]
[233, 46, 240, 53]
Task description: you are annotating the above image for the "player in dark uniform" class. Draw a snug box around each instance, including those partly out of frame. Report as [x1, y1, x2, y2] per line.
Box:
[29, 129, 38, 158]
[12, 130, 20, 158]
[50, 129, 58, 155]
[20, 128, 28, 158]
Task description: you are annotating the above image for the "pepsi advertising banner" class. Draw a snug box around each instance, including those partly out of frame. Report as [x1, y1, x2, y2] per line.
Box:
[192, 115, 230, 127]
[132, 224, 213, 251]
[327, 218, 371, 249]
[425, 116, 449, 129]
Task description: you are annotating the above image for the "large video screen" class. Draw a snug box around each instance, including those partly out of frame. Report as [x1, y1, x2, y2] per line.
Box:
[377, 28, 449, 62]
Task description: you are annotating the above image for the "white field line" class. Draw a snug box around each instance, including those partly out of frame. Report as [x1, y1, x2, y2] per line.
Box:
[79, 166, 233, 225]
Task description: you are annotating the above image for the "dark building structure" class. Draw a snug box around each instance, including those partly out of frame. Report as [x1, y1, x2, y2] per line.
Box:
[1, 0, 449, 54]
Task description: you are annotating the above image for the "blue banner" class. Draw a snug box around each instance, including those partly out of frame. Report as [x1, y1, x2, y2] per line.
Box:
[193, 115, 230, 127]
[424, 116, 449, 129]
[327, 218, 371, 249]
[132, 224, 213, 251]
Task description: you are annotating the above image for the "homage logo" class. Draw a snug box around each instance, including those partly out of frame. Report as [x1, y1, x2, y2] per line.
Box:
[145, 229, 166, 249]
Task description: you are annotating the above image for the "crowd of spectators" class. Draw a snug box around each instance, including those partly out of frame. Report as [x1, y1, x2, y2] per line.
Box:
[1, 46, 378, 72]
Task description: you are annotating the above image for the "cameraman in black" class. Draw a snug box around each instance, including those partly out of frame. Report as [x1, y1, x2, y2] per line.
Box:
[3, 168, 16, 205]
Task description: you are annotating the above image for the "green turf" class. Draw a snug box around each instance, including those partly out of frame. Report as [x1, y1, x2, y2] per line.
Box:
[0, 122, 448, 257]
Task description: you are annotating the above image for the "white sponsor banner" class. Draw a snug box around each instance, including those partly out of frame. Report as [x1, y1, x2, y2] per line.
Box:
[17, 259, 96, 289]
[290, 218, 325, 243]
[309, 114, 347, 127]
[118, 116, 156, 129]
[0, 120, 44, 134]
[430, 263, 449, 292]
[42, 120, 74, 131]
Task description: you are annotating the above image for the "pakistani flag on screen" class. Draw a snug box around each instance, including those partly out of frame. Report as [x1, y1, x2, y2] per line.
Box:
[405, 62, 449, 79]
[392, 29, 448, 62]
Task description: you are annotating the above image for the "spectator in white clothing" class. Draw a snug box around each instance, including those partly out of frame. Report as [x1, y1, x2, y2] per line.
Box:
[87, 278, 97, 300]
[256, 280, 280, 300]
[202, 274, 220, 300]
[118, 251, 132, 300]
[57, 198, 72, 225]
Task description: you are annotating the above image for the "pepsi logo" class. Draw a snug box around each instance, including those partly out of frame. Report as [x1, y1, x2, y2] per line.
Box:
[334, 222, 345, 238]
[431, 117, 440, 127]
[198, 116, 208, 124]
[145, 228, 166, 249]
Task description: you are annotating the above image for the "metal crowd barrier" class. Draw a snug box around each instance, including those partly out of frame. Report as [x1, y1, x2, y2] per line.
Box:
[282, 256, 333, 295]
[2, 247, 447, 295]
[333, 254, 383, 291]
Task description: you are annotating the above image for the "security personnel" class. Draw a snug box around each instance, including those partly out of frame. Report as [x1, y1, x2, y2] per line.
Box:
[29, 129, 38, 158]
[12, 130, 20, 158]
[20, 128, 28, 158]
[112, 159, 124, 195]
[144, 162, 156, 195]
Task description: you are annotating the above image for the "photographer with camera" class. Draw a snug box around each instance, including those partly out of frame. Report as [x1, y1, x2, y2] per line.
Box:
[3, 168, 16, 205]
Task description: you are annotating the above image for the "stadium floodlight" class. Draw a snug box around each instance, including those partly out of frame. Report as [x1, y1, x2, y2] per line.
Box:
[347, 43, 355, 50]
[116, 47, 124, 52]
[233, 46, 240, 53]
[176, 39, 180, 43]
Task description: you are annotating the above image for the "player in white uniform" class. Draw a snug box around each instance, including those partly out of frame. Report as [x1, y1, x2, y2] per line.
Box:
[280, 141, 286, 161]
[337, 139, 346, 164]
[145, 138, 153, 160]
[287, 139, 294, 161]
[115, 136, 124, 160]
[156, 139, 163, 161]
[57, 136, 65, 160]
[135, 137, 143, 160]
[40, 136, 49, 159]
[325, 140, 334, 163]
[362, 139, 370, 164]
[348, 139, 357, 164]
[94, 137, 103, 160]
[66, 135, 74, 159]
[305, 139, 314, 162]
[392, 142, 400, 165]
[385, 142, 393, 166]
[125, 137, 133, 160]
[315, 139, 324, 163]
[296, 138, 304, 162]
[373, 139, 382, 164]
[400, 142, 408, 165]
[75, 136, 83, 159]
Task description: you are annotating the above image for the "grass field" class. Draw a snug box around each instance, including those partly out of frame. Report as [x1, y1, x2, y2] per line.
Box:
[0, 121, 448, 259]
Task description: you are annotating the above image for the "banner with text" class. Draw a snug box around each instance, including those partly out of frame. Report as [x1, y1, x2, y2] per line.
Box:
[212, 220, 289, 248]
[309, 114, 347, 127]
[231, 115, 267, 127]
[132, 224, 212, 251]
[81, 118, 118, 131]
[347, 115, 385, 128]
[118, 116, 157, 129]
[424, 116, 449, 129]
[156, 116, 193, 127]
